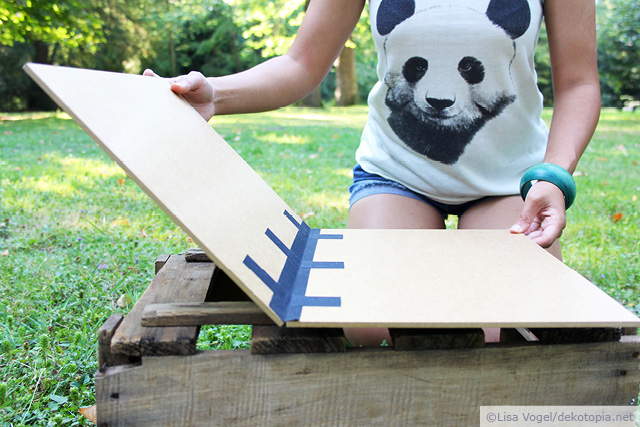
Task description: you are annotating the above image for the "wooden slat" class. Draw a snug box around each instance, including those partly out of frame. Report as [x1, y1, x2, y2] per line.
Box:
[389, 328, 485, 351]
[529, 327, 622, 344]
[142, 302, 274, 326]
[250, 325, 346, 354]
[111, 255, 214, 356]
[184, 248, 211, 263]
[98, 314, 139, 371]
[154, 254, 170, 275]
[96, 338, 640, 426]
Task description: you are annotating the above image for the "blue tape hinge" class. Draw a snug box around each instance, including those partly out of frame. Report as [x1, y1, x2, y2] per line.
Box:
[242, 210, 343, 321]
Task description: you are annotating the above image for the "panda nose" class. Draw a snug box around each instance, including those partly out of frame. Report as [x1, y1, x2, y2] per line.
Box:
[426, 97, 454, 110]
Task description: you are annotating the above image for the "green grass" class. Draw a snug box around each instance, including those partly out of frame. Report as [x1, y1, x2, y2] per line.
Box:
[0, 107, 638, 424]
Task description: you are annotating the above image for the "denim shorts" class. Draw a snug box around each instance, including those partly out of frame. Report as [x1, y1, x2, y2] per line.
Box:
[348, 164, 499, 218]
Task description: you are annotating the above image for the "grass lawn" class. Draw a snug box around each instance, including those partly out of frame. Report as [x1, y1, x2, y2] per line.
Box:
[1, 106, 639, 424]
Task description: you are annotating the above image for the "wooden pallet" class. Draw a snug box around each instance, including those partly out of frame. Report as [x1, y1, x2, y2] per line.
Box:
[95, 252, 640, 426]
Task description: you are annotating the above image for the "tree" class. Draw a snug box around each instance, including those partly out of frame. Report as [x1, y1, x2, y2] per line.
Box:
[597, 0, 640, 107]
[335, 45, 359, 106]
[336, 7, 374, 106]
[152, 0, 257, 77]
[0, 0, 104, 109]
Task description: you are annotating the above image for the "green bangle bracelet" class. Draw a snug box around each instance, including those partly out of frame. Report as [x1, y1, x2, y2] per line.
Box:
[519, 163, 577, 209]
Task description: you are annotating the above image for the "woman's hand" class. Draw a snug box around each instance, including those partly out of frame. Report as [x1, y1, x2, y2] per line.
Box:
[143, 69, 215, 122]
[509, 181, 567, 248]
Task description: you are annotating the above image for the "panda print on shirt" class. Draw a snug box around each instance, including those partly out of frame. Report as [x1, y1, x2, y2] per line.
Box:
[378, 0, 532, 165]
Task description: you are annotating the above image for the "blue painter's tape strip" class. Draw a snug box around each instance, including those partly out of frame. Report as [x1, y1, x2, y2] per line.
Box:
[265, 228, 290, 255]
[243, 210, 344, 322]
[291, 295, 342, 307]
[302, 261, 345, 269]
[318, 234, 343, 240]
[243, 255, 278, 292]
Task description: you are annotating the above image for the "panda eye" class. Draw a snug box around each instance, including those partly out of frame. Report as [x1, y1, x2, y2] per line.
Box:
[402, 57, 428, 84]
[458, 56, 484, 85]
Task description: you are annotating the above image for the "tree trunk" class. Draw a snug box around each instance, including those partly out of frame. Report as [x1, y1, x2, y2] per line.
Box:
[167, 0, 176, 75]
[27, 40, 57, 110]
[299, 86, 323, 107]
[334, 45, 359, 106]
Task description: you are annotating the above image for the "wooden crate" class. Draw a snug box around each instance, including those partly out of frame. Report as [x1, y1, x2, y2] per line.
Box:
[95, 252, 640, 426]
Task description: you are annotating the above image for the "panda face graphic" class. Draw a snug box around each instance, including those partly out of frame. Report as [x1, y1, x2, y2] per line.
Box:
[378, 0, 531, 165]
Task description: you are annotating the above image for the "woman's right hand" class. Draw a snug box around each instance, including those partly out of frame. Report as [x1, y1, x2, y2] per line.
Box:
[143, 69, 215, 122]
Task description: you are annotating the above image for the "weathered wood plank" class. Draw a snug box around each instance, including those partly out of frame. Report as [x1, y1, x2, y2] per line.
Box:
[111, 255, 214, 356]
[250, 325, 346, 354]
[184, 248, 211, 263]
[529, 327, 622, 344]
[98, 314, 140, 371]
[390, 328, 485, 350]
[96, 338, 640, 426]
[141, 301, 274, 326]
[154, 254, 170, 275]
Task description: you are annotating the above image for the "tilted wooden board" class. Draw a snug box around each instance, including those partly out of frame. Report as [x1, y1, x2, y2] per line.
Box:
[25, 63, 640, 328]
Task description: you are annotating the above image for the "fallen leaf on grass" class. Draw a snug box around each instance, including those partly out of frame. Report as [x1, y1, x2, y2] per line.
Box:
[299, 212, 315, 220]
[611, 212, 623, 222]
[3, 131, 13, 135]
[1, 250, 8, 256]
[110, 218, 130, 227]
[117, 294, 132, 307]
[117, 178, 125, 186]
[633, 195, 638, 202]
[79, 405, 97, 424]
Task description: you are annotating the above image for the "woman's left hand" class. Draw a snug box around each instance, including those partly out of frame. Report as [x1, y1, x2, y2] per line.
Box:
[509, 181, 567, 248]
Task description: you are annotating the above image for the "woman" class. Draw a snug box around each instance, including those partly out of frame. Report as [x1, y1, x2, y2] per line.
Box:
[145, 0, 600, 346]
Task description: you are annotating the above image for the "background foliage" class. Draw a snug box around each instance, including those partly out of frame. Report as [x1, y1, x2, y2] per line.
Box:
[1, 0, 639, 111]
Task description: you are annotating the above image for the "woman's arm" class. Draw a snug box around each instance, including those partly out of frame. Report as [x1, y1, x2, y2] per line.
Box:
[542, 0, 601, 173]
[510, 0, 601, 248]
[147, 0, 366, 120]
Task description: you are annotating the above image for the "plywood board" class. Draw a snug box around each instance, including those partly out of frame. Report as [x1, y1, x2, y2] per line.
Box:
[25, 64, 640, 328]
[294, 229, 640, 327]
[25, 63, 293, 326]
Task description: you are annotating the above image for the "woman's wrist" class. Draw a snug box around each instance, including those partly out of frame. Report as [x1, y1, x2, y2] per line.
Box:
[520, 163, 577, 209]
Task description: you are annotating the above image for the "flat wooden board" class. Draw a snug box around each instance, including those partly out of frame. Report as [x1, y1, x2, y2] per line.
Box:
[25, 63, 293, 326]
[295, 229, 640, 327]
[25, 64, 640, 328]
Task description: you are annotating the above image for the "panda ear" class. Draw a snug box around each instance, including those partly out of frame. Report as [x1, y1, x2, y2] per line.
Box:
[486, 0, 531, 40]
[377, 0, 415, 36]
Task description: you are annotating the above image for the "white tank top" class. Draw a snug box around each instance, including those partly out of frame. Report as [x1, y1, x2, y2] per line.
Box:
[357, 0, 548, 203]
